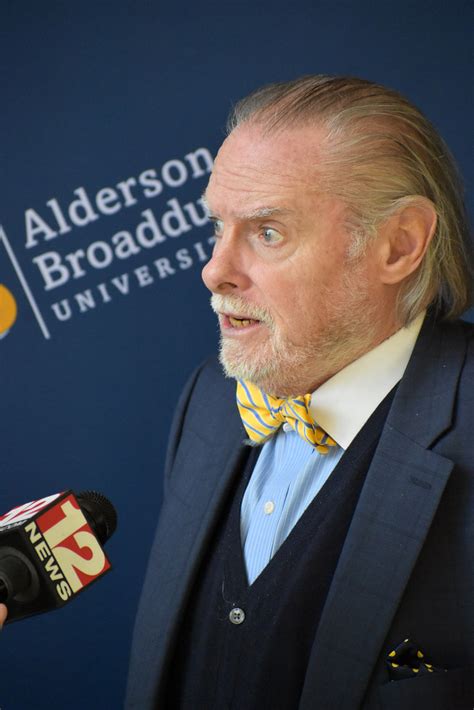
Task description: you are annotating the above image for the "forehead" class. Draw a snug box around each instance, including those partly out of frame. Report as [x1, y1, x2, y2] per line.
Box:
[205, 124, 325, 216]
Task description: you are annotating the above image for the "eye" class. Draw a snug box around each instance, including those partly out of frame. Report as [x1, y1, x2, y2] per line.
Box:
[211, 218, 224, 237]
[260, 227, 283, 245]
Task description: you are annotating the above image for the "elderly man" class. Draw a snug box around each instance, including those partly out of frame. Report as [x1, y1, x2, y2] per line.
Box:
[126, 76, 473, 709]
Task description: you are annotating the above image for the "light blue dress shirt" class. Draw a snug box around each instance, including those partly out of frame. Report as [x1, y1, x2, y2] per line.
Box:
[241, 425, 343, 584]
[239, 313, 426, 585]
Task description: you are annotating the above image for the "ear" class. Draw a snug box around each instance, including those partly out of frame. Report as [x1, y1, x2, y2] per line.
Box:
[376, 198, 437, 285]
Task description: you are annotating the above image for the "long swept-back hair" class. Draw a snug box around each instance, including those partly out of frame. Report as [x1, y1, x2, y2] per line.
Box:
[227, 76, 473, 323]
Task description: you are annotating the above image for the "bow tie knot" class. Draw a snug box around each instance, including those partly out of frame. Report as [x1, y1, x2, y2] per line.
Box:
[236, 380, 337, 454]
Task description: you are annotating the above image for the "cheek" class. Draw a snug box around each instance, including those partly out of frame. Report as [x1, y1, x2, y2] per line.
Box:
[273, 281, 321, 334]
[250, 255, 337, 326]
[277, 267, 343, 337]
[256, 272, 302, 311]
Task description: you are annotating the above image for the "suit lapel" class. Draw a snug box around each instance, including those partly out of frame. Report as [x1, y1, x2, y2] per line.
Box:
[128, 379, 249, 706]
[299, 434, 454, 710]
[299, 318, 467, 710]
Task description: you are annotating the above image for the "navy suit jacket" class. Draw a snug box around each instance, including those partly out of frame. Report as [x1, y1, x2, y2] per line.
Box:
[126, 316, 474, 709]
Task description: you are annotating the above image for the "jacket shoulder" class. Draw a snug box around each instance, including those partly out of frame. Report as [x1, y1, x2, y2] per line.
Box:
[163, 356, 241, 489]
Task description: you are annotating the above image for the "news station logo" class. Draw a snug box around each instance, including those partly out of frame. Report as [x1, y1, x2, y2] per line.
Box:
[0, 492, 111, 603]
[32, 493, 110, 598]
[0, 284, 17, 339]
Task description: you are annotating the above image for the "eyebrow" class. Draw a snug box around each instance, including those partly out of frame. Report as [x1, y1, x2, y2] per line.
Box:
[201, 194, 292, 221]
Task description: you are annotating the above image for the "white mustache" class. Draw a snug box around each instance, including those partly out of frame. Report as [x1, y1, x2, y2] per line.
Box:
[210, 294, 274, 327]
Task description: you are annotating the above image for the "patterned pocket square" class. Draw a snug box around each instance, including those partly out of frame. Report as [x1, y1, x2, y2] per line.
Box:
[386, 638, 447, 680]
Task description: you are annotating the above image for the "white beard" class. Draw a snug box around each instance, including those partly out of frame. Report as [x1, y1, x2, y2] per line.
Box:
[211, 266, 383, 397]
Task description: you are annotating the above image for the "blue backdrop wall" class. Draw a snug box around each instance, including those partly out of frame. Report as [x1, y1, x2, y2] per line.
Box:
[1, 1, 472, 707]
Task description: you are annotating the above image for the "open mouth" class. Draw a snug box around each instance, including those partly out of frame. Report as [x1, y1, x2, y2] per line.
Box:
[228, 315, 260, 328]
[222, 313, 262, 330]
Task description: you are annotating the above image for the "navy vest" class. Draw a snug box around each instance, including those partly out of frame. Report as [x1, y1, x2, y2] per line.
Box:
[164, 390, 395, 709]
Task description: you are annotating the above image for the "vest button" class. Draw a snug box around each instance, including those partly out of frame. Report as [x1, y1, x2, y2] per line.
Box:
[229, 607, 245, 625]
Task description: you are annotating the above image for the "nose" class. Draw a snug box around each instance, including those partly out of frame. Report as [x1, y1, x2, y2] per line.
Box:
[202, 234, 250, 294]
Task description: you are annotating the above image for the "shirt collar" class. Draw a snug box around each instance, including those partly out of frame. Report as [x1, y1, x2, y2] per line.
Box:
[309, 312, 425, 450]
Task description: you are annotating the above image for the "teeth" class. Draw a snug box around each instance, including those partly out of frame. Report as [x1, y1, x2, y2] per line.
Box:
[229, 316, 256, 328]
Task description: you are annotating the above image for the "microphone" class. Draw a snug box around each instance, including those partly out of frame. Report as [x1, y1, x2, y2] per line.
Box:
[0, 490, 117, 623]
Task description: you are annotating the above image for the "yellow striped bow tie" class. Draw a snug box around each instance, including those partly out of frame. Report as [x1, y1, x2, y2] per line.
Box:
[236, 380, 338, 454]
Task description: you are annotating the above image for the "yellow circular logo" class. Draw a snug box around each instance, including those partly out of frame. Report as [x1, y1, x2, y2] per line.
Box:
[0, 284, 17, 338]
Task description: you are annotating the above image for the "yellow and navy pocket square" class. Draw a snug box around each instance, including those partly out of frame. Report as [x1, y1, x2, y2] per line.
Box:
[386, 638, 447, 680]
